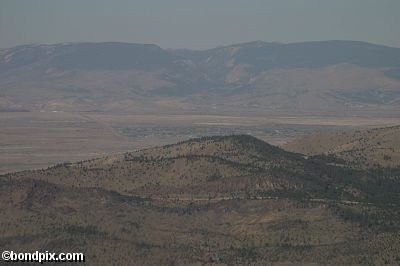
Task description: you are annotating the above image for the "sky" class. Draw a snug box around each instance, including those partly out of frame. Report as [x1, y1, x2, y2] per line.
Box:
[1, 0, 399, 49]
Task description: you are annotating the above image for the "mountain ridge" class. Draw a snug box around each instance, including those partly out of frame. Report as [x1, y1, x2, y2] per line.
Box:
[284, 125, 400, 168]
[5, 134, 399, 204]
[1, 40, 400, 115]
[2, 134, 400, 265]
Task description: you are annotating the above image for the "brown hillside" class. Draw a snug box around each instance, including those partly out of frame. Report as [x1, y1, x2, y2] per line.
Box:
[2, 135, 400, 265]
[284, 125, 400, 168]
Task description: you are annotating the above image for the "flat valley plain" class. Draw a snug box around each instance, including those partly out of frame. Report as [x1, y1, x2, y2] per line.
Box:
[1, 111, 399, 174]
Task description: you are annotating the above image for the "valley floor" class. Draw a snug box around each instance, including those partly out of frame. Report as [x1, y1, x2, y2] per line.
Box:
[1, 111, 398, 174]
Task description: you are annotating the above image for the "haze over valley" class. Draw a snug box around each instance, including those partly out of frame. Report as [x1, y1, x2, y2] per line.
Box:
[1, 40, 400, 116]
[1, 40, 399, 174]
[1, 1, 400, 265]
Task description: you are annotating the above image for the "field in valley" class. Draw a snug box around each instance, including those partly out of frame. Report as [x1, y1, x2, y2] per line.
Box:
[1, 111, 398, 174]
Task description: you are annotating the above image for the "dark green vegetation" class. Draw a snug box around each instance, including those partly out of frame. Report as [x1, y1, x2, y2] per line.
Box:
[1, 135, 400, 265]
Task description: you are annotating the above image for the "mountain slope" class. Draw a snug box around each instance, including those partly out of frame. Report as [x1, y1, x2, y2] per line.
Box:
[7, 135, 400, 203]
[284, 125, 400, 168]
[3, 178, 400, 265]
[1, 41, 400, 114]
[1, 135, 400, 265]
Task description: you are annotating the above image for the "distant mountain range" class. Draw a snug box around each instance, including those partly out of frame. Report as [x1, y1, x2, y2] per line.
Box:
[1, 40, 400, 115]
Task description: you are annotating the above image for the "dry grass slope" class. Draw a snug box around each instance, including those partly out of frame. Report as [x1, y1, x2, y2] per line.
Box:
[284, 125, 400, 168]
[1, 135, 400, 265]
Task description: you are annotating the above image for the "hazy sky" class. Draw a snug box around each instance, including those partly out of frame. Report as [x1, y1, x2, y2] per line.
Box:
[1, 0, 399, 49]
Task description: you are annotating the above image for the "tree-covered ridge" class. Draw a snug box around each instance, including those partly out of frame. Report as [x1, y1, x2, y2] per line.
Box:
[1, 134, 400, 265]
